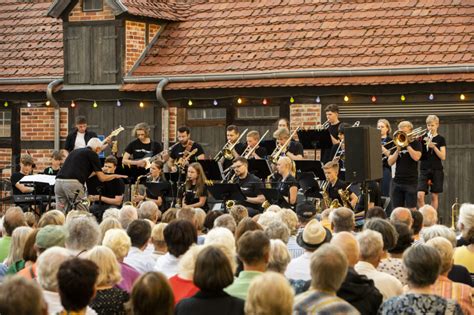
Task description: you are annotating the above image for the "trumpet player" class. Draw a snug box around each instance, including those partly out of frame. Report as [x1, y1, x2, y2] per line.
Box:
[245, 130, 267, 159]
[273, 127, 304, 161]
[417, 115, 446, 210]
[232, 157, 265, 216]
[321, 104, 343, 163]
[322, 161, 358, 209]
[387, 121, 422, 210]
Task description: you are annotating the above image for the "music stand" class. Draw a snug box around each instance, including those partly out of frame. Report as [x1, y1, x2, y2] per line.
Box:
[297, 172, 322, 199]
[297, 129, 332, 150]
[145, 182, 171, 200]
[261, 140, 276, 156]
[197, 160, 223, 181]
[207, 183, 246, 211]
[259, 188, 280, 205]
[248, 159, 272, 180]
[295, 160, 325, 180]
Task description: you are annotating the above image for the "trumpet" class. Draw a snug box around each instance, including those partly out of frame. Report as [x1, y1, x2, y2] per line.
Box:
[316, 120, 330, 130]
[269, 127, 300, 164]
[241, 130, 269, 159]
[214, 129, 248, 161]
[451, 197, 460, 231]
[424, 131, 437, 151]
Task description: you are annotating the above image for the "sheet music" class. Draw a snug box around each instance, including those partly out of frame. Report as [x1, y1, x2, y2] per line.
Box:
[19, 174, 56, 186]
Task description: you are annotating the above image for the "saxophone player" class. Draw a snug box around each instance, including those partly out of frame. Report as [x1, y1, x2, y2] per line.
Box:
[132, 160, 167, 209]
[322, 161, 358, 209]
[275, 157, 298, 209]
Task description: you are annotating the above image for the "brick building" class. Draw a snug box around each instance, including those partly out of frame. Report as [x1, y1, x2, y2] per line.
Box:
[1, 0, 474, 219]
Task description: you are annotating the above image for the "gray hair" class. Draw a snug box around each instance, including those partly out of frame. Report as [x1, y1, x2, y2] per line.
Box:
[310, 244, 348, 292]
[204, 227, 237, 273]
[177, 244, 203, 280]
[36, 246, 71, 291]
[425, 237, 453, 275]
[420, 224, 457, 248]
[419, 205, 438, 227]
[458, 203, 474, 243]
[102, 228, 131, 260]
[65, 216, 100, 251]
[257, 211, 281, 228]
[329, 207, 355, 233]
[214, 214, 237, 234]
[102, 208, 120, 220]
[364, 218, 398, 251]
[138, 201, 161, 222]
[268, 239, 291, 273]
[119, 205, 138, 229]
[357, 229, 383, 261]
[390, 207, 413, 228]
[86, 137, 103, 151]
[278, 209, 298, 236]
[403, 245, 441, 288]
[264, 221, 290, 244]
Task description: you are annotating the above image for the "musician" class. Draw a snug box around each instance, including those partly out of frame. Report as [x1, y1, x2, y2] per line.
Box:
[329, 123, 350, 180]
[274, 157, 298, 209]
[273, 128, 304, 161]
[417, 115, 446, 210]
[321, 104, 342, 163]
[221, 125, 247, 170]
[123, 122, 163, 175]
[55, 138, 127, 212]
[168, 126, 205, 172]
[232, 157, 265, 216]
[245, 130, 267, 159]
[11, 154, 36, 211]
[133, 160, 167, 209]
[64, 116, 98, 152]
[277, 118, 290, 130]
[42, 150, 64, 176]
[88, 155, 125, 222]
[322, 161, 358, 209]
[378, 119, 394, 197]
[387, 121, 422, 210]
[180, 162, 209, 211]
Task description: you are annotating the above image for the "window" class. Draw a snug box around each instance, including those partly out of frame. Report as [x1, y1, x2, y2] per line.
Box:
[187, 108, 226, 120]
[83, 0, 103, 11]
[0, 111, 11, 137]
[237, 106, 279, 120]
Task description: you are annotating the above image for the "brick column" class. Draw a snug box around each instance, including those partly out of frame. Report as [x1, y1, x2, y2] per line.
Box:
[290, 103, 322, 160]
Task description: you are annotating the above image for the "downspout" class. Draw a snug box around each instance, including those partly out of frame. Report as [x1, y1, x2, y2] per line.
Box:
[46, 79, 64, 151]
[156, 78, 170, 150]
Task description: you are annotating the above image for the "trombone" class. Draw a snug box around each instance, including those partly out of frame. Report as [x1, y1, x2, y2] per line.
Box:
[316, 120, 330, 130]
[384, 127, 427, 152]
[214, 128, 248, 161]
[241, 130, 269, 159]
[269, 127, 300, 164]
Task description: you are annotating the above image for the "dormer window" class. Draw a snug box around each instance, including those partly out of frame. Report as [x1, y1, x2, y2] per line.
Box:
[83, 0, 103, 11]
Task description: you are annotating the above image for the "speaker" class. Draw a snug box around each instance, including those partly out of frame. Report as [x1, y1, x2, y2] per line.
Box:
[345, 126, 382, 182]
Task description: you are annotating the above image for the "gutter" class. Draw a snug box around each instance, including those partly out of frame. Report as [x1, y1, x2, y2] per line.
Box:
[156, 78, 170, 150]
[0, 77, 62, 85]
[46, 79, 64, 151]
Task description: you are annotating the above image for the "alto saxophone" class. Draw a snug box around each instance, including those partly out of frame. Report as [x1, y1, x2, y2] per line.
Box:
[338, 184, 353, 210]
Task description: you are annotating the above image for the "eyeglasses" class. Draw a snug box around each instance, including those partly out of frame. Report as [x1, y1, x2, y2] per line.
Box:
[233, 164, 244, 169]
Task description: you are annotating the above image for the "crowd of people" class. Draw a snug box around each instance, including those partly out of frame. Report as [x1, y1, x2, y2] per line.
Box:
[0, 200, 473, 314]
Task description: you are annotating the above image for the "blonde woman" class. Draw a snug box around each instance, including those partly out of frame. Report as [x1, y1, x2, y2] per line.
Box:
[86, 245, 129, 314]
[151, 223, 168, 259]
[377, 118, 393, 197]
[275, 157, 298, 209]
[4, 226, 33, 273]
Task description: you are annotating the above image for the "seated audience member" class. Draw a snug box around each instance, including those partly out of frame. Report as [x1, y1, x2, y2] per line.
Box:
[390, 207, 413, 228]
[127, 272, 175, 315]
[0, 207, 26, 262]
[3, 226, 33, 273]
[279, 208, 302, 258]
[151, 222, 168, 259]
[331, 232, 383, 315]
[225, 230, 270, 300]
[193, 208, 207, 244]
[24, 212, 38, 228]
[257, 211, 281, 229]
[364, 218, 398, 254]
[377, 222, 413, 286]
[176, 246, 245, 315]
[11, 228, 38, 275]
[264, 220, 290, 244]
[453, 203, 474, 283]
[138, 200, 161, 223]
[379, 245, 463, 314]
[365, 206, 387, 220]
[245, 271, 294, 315]
[155, 220, 197, 277]
[102, 208, 120, 221]
[86, 246, 129, 315]
[426, 237, 473, 315]
[355, 230, 403, 300]
[235, 218, 263, 242]
[124, 219, 155, 273]
[329, 207, 355, 233]
[37, 210, 66, 228]
[229, 205, 249, 226]
[102, 228, 140, 293]
[56, 258, 99, 315]
[204, 227, 237, 273]
[214, 214, 237, 234]
[293, 244, 359, 314]
[285, 219, 332, 281]
[0, 275, 48, 315]
[98, 217, 122, 243]
[422, 224, 473, 286]
[411, 210, 423, 241]
[119, 205, 138, 230]
[419, 204, 438, 228]
[203, 210, 224, 232]
[162, 207, 178, 223]
[169, 245, 202, 304]
[65, 216, 100, 257]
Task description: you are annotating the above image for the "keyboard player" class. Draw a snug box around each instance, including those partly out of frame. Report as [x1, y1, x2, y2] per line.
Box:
[11, 154, 35, 211]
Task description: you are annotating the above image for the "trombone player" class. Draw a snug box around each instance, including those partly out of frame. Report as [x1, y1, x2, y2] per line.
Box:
[272, 127, 304, 161]
[387, 121, 422, 210]
[244, 130, 267, 159]
[216, 125, 247, 170]
[231, 157, 265, 216]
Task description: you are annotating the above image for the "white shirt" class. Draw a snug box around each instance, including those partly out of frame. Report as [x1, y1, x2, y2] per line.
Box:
[154, 252, 180, 278]
[287, 235, 304, 259]
[74, 132, 86, 150]
[124, 247, 156, 274]
[43, 290, 97, 315]
[285, 251, 312, 281]
[355, 261, 403, 301]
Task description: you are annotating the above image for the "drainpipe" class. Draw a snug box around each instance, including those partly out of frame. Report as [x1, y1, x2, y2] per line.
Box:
[155, 78, 170, 150]
[46, 79, 64, 151]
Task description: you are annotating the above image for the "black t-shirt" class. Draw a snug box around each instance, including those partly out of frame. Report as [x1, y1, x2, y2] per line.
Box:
[420, 134, 446, 170]
[394, 140, 422, 185]
[87, 176, 125, 202]
[145, 176, 167, 199]
[57, 147, 103, 185]
[287, 141, 304, 157]
[184, 183, 209, 211]
[277, 174, 298, 207]
[382, 136, 395, 169]
[327, 179, 350, 204]
[125, 139, 162, 160]
[43, 167, 60, 176]
[236, 173, 264, 209]
[321, 122, 341, 163]
[328, 122, 341, 140]
[252, 146, 267, 159]
[170, 142, 205, 162]
[11, 172, 27, 195]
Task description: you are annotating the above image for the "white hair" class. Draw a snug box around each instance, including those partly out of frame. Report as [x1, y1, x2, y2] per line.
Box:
[420, 224, 457, 247]
[102, 228, 131, 260]
[257, 211, 282, 228]
[87, 137, 103, 151]
[268, 239, 291, 273]
[65, 216, 100, 251]
[204, 227, 237, 272]
[177, 244, 204, 280]
[419, 205, 438, 227]
[102, 208, 120, 220]
[36, 246, 71, 291]
[119, 205, 138, 229]
[357, 229, 383, 261]
[458, 203, 474, 231]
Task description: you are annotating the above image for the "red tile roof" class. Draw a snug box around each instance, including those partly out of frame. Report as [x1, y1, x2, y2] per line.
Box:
[128, 0, 474, 90]
[0, 0, 63, 88]
[121, 0, 192, 21]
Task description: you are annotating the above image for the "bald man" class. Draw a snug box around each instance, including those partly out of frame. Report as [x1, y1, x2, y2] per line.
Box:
[332, 232, 383, 315]
[419, 205, 438, 228]
[390, 207, 413, 229]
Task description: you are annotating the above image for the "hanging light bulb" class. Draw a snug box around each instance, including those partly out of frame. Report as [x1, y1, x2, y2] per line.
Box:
[315, 96, 321, 103]
[45, 100, 51, 106]
[262, 98, 268, 105]
[93, 101, 98, 108]
[237, 98, 243, 104]
[188, 99, 193, 106]
[371, 96, 377, 103]
[139, 101, 145, 108]
[400, 95, 406, 102]
[213, 99, 218, 106]
[116, 100, 122, 107]
[460, 94, 466, 101]
[27, 102, 32, 108]
[343, 95, 349, 102]
[3, 101, 8, 107]
[70, 100, 76, 108]
[290, 96, 295, 103]
[428, 93, 434, 101]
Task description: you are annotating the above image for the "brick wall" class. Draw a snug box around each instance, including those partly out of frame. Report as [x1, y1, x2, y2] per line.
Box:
[290, 103, 322, 160]
[23, 149, 55, 173]
[125, 21, 146, 73]
[20, 108, 68, 141]
[0, 148, 12, 212]
[162, 107, 177, 143]
[68, 1, 115, 21]
[149, 24, 161, 40]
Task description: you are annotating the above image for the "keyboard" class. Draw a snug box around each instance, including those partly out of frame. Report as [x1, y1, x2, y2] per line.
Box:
[13, 195, 55, 203]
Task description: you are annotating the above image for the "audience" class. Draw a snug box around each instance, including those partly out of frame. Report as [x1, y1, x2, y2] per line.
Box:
[127, 271, 174, 315]
[411, 210, 423, 241]
[168, 245, 202, 304]
[235, 218, 263, 242]
[204, 227, 237, 273]
[0, 207, 26, 261]
[150, 222, 168, 259]
[65, 216, 100, 256]
[390, 207, 413, 228]
[98, 217, 122, 243]
[365, 206, 387, 220]
[37, 210, 65, 227]
[264, 220, 290, 243]
[119, 205, 138, 229]
[214, 214, 237, 234]
[419, 204, 438, 227]
[3, 226, 32, 273]
[329, 207, 355, 233]
[453, 203, 474, 283]
[229, 205, 249, 226]
[124, 219, 155, 273]
[138, 200, 161, 223]
[0, 275, 47, 315]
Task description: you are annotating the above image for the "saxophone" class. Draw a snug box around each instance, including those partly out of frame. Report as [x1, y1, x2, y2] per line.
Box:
[125, 174, 148, 207]
[321, 180, 341, 210]
[338, 185, 353, 210]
